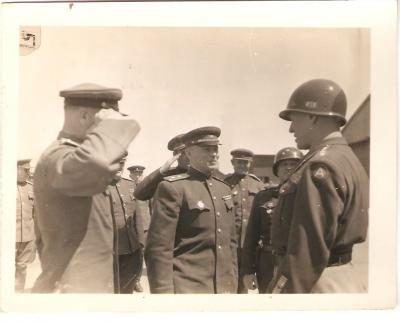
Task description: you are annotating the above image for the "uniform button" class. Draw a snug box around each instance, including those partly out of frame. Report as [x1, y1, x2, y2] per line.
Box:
[242, 198, 246, 202]
[209, 182, 213, 186]
[120, 194, 124, 197]
[218, 245, 222, 250]
[217, 228, 222, 233]
[243, 219, 247, 223]
[216, 212, 221, 216]
[213, 196, 216, 200]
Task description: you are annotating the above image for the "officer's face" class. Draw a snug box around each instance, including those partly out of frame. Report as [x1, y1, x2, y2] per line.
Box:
[129, 171, 143, 183]
[186, 145, 219, 174]
[288, 112, 315, 149]
[231, 159, 251, 175]
[17, 166, 30, 183]
[277, 159, 299, 182]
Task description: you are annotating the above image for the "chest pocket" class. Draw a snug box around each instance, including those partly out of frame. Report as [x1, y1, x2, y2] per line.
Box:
[223, 197, 234, 211]
[187, 198, 211, 213]
[129, 188, 135, 201]
[248, 187, 259, 196]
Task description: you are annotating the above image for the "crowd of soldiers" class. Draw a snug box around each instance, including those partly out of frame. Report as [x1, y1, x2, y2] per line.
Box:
[16, 78, 369, 294]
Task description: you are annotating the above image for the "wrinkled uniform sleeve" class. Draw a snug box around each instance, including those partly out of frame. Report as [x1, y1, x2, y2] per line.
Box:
[241, 193, 262, 275]
[272, 162, 344, 293]
[48, 119, 139, 196]
[144, 181, 181, 293]
[134, 168, 164, 201]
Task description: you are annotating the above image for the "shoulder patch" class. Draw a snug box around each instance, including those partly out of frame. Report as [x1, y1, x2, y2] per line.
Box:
[59, 138, 80, 147]
[249, 173, 261, 182]
[164, 173, 190, 182]
[311, 163, 330, 180]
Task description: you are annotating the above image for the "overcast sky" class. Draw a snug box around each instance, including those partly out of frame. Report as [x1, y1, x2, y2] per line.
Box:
[18, 27, 370, 175]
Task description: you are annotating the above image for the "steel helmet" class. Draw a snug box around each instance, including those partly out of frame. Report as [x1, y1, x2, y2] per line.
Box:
[279, 79, 347, 126]
[273, 147, 303, 176]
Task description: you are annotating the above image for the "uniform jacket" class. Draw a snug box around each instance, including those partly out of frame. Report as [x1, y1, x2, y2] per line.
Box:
[109, 178, 144, 255]
[134, 166, 187, 201]
[32, 118, 139, 293]
[270, 135, 369, 293]
[241, 186, 279, 275]
[16, 181, 35, 242]
[224, 173, 264, 248]
[144, 167, 238, 294]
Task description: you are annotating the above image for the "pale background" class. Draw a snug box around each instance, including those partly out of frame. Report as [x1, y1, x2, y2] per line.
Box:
[0, 0, 397, 313]
[18, 27, 370, 176]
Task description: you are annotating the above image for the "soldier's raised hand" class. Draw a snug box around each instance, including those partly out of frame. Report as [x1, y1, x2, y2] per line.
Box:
[160, 154, 180, 175]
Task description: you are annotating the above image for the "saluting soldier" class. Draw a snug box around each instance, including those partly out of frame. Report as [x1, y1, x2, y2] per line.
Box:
[268, 79, 369, 293]
[241, 147, 303, 293]
[32, 83, 140, 293]
[16, 159, 36, 292]
[126, 164, 148, 292]
[109, 160, 144, 294]
[134, 133, 189, 201]
[224, 148, 264, 293]
[145, 126, 238, 294]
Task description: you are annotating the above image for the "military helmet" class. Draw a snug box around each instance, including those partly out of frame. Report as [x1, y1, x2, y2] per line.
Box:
[273, 147, 303, 176]
[279, 79, 347, 126]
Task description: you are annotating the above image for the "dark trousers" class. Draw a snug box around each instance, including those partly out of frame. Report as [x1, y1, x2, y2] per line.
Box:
[15, 240, 36, 292]
[118, 249, 143, 294]
[237, 248, 248, 294]
[256, 250, 275, 293]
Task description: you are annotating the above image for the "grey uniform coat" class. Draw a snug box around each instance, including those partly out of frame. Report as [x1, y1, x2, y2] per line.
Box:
[32, 118, 139, 293]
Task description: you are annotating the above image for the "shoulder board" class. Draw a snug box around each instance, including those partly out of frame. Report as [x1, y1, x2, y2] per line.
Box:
[164, 173, 190, 182]
[26, 181, 33, 185]
[59, 138, 80, 147]
[121, 177, 134, 182]
[249, 173, 261, 182]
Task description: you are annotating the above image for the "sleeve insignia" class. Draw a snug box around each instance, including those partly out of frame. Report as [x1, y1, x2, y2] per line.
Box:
[312, 166, 327, 179]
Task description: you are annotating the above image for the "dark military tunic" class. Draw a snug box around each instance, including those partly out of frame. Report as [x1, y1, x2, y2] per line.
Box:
[269, 136, 369, 293]
[109, 178, 144, 293]
[241, 186, 279, 293]
[224, 173, 264, 248]
[32, 118, 139, 293]
[145, 167, 238, 294]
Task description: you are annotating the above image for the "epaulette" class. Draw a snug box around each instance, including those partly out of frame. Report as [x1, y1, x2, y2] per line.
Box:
[60, 138, 80, 147]
[121, 177, 134, 182]
[164, 173, 190, 182]
[249, 173, 261, 182]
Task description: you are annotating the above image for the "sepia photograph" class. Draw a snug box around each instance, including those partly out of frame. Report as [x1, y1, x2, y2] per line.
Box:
[0, 0, 397, 313]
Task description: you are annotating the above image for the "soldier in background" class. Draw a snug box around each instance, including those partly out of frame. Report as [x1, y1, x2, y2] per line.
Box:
[224, 149, 264, 293]
[268, 79, 369, 293]
[109, 160, 144, 293]
[126, 165, 148, 292]
[241, 147, 303, 293]
[134, 133, 189, 201]
[32, 83, 140, 293]
[145, 126, 238, 293]
[16, 159, 36, 292]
